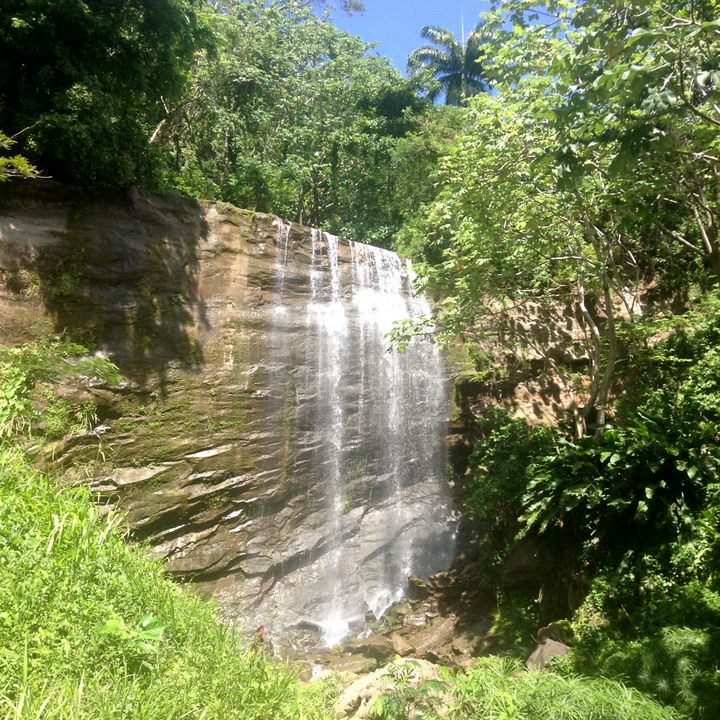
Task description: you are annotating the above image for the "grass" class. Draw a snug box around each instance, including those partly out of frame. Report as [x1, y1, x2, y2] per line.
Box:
[562, 626, 720, 720]
[449, 656, 677, 720]
[0, 447, 336, 720]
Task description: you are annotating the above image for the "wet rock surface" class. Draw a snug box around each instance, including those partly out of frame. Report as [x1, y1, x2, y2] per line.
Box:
[308, 552, 501, 674]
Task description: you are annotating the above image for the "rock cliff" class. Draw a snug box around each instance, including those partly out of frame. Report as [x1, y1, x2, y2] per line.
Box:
[0, 182, 455, 650]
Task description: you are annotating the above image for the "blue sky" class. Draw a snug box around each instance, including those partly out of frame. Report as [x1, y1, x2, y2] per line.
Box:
[332, 1, 492, 73]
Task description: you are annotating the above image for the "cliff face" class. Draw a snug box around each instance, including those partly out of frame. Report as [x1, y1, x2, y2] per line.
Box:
[0, 182, 455, 650]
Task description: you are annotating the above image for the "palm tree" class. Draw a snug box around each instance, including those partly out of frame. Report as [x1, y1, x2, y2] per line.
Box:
[408, 22, 490, 107]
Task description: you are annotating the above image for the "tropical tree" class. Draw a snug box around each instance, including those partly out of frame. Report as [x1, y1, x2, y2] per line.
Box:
[408, 22, 490, 106]
[299, 0, 365, 11]
[480, 0, 720, 283]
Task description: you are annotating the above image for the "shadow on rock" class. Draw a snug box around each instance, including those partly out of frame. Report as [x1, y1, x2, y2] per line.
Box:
[0, 180, 208, 394]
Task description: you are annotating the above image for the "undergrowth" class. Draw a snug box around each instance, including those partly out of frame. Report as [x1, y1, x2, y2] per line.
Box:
[0, 338, 120, 441]
[460, 291, 720, 718]
[367, 657, 676, 720]
[450, 656, 676, 720]
[0, 447, 334, 719]
[560, 626, 720, 720]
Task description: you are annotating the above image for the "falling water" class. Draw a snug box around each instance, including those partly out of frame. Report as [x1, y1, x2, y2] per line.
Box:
[307, 231, 351, 645]
[273, 219, 292, 309]
[258, 225, 454, 649]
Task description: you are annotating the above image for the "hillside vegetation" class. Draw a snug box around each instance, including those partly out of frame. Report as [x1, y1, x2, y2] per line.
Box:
[0, 445, 342, 719]
[394, 3, 720, 717]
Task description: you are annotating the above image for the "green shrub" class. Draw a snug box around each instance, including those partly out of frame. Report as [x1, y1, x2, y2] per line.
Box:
[458, 293, 720, 719]
[464, 409, 555, 565]
[562, 627, 720, 720]
[516, 293, 720, 599]
[368, 661, 451, 720]
[0, 338, 120, 441]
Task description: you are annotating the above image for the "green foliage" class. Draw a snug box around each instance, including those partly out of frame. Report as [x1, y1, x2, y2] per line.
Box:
[368, 661, 450, 720]
[464, 410, 555, 564]
[0, 339, 120, 441]
[402, 0, 720, 436]
[565, 627, 720, 720]
[369, 658, 676, 720]
[307, 0, 365, 12]
[520, 418, 718, 553]
[97, 613, 167, 672]
[407, 12, 720, 704]
[0, 363, 32, 438]
[0, 0, 206, 186]
[0, 131, 37, 182]
[155, 0, 425, 244]
[488, 590, 544, 654]
[461, 291, 720, 717]
[0, 1, 432, 242]
[391, 107, 467, 258]
[0, 448, 332, 719]
[450, 657, 675, 720]
[519, 292, 720, 579]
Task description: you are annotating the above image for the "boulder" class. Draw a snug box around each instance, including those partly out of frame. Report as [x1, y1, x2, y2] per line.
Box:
[320, 654, 378, 676]
[388, 632, 414, 657]
[407, 575, 432, 600]
[346, 635, 395, 662]
[333, 659, 446, 720]
[526, 639, 571, 671]
[537, 620, 574, 644]
[406, 615, 457, 660]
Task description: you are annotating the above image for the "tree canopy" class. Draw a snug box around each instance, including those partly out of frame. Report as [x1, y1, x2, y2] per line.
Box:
[153, 0, 422, 243]
[0, 0, 420, 244]
[0, 0, 206, 186]
[403, 0, 720, 434]
[0, 130, 37, 182]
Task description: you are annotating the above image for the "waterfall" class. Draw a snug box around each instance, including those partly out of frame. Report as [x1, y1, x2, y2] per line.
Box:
[256, 225, 455, 649]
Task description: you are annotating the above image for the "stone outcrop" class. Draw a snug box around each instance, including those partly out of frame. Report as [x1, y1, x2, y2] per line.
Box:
[0, 181, 455, 650]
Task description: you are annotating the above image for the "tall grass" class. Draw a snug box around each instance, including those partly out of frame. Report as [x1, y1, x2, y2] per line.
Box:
[449, 657, 677, 720]
[0, 448, 331, 719]
[564, 626, 720, 720]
